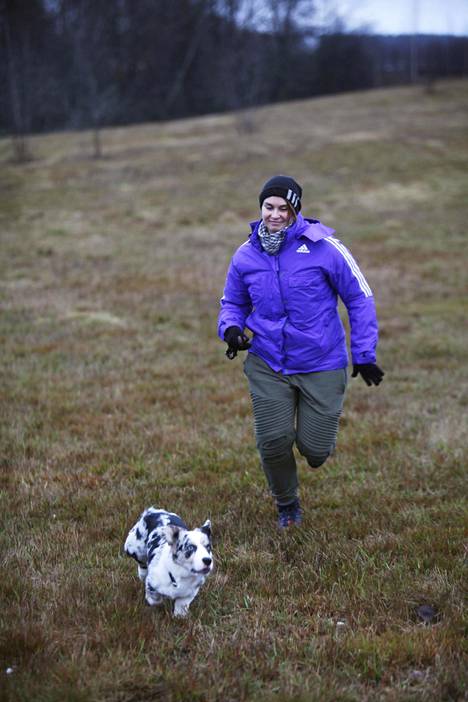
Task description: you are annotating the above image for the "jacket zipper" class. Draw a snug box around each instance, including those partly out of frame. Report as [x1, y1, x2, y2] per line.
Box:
[273, 254, 287, 370]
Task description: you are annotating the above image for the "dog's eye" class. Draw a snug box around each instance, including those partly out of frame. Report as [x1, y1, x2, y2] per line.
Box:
[184, 544, 197, 558]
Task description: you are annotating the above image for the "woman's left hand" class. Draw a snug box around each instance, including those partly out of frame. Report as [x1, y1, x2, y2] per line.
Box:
[352, 363, 385, 386]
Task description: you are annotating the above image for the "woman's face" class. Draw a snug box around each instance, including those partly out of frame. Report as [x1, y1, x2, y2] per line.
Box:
[261, 196, 292, 233]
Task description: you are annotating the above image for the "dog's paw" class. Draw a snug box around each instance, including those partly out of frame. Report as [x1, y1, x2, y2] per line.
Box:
[173, 608, 189, 618]
[145, 583, 163, 606]
[145, 593, 163, 606]
[173, 604, 190, 618]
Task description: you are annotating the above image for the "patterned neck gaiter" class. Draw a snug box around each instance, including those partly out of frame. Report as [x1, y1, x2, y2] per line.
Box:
[257, 220, 291, 255]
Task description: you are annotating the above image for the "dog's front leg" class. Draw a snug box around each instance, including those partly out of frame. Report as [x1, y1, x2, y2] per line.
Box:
[173, 595, 197, 618]
[145, 582, 163, 607]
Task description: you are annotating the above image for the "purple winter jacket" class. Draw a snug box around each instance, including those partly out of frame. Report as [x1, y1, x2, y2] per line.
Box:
[218, 214, 379, 374]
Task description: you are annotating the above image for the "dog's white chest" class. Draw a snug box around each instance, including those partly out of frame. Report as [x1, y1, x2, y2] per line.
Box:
[149, 554, 204, 599]
[153, 572, 204, 600]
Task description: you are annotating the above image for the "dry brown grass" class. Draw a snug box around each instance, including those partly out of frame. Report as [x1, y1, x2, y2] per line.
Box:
[1, 80, 467, 702]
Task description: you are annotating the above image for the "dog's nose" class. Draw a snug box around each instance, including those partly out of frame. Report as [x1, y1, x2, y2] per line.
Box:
[202, 557, 212, 566]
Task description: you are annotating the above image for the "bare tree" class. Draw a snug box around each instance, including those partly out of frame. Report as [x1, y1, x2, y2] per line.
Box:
[61, 0, 118, 157]
[217, 0, 268, 131]
[1, 0, 33, 162]
[410, 0, 419, 83]
[163, 0, 214, 116]
[257, 0, 317, 102]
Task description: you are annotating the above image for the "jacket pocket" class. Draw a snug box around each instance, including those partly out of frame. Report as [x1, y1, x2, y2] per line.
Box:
[287, 273, 324, 328]
[289, 273, 322, 290]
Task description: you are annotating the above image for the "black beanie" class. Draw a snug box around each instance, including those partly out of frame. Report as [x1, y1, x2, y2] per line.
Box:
[259, 175, 302, 213]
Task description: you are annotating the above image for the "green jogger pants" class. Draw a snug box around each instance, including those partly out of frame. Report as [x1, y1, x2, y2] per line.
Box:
[243, 353, 347, 506]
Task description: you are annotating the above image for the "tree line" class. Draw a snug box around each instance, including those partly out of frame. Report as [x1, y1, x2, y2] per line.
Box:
[1, 0, 467, 149]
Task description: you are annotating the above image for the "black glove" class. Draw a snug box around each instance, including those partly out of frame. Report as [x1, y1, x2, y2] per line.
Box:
[352, 363, 385, 386]
[224, 326, 251, 360]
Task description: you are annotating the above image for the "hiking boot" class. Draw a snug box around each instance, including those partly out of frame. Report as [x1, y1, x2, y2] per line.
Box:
[277, 499, 302, 528]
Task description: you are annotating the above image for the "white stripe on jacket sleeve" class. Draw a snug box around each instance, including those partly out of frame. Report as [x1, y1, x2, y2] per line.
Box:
[325, 237, 373, 297]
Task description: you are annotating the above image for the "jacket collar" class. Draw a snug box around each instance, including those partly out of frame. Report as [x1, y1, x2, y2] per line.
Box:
[249, 213, 335, 246]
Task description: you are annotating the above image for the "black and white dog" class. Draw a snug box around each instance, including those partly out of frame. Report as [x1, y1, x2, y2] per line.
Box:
[124, 507, 213, 617]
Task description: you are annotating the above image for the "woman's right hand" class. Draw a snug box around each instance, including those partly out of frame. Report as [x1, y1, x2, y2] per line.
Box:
[224, 326, 251, 359]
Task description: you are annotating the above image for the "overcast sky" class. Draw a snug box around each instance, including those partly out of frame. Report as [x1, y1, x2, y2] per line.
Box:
[320, 0, 468, 35]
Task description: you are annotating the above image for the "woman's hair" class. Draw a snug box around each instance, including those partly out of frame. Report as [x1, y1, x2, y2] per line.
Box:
[287, 202, 298, 222]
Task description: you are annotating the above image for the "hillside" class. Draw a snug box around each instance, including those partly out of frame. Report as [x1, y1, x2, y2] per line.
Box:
[1, 80, 467, 702]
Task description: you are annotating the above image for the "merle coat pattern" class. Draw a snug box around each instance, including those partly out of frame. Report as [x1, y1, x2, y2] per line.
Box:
[124, 507, 213, 617]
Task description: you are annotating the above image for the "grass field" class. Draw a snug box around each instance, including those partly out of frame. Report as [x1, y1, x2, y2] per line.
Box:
[1, 80, 467, 702]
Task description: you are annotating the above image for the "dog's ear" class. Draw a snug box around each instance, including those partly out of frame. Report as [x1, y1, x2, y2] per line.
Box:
[163, 525, 181, 545]
[200, 520, 211, 538]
